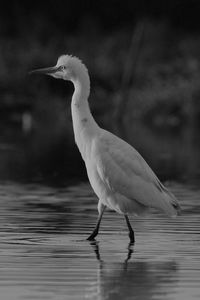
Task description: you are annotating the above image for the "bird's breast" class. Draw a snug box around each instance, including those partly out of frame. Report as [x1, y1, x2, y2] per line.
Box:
[85, 158, 110, 204]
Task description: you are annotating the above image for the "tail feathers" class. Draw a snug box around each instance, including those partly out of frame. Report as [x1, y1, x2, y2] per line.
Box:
[162, 190, 181, 217]
[171, 202, 181, 215]
[154, 179, 181, 216]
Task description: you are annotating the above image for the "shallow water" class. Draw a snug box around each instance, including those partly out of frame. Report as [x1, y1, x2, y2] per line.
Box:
[0, 181, 200, 300]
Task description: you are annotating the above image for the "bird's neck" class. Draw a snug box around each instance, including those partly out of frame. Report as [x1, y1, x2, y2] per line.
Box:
[71, 70, 99, 159]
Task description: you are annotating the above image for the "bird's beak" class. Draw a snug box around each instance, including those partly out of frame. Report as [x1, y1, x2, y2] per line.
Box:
[29, 66, 61, 76]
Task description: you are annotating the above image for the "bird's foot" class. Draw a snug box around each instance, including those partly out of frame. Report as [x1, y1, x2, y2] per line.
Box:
[87, 230, 98, 241]
[125, 242, 134, 263]
[129, 232, 135, 244]
[87, 235, 96, 241]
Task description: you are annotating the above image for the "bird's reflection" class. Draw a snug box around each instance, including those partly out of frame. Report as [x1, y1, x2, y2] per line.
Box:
[90, 240, 102, 262]
[88, 240, 178, 300]
[89, 240, 134, 264]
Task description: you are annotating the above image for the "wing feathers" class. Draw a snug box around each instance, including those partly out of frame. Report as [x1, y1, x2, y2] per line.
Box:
[93, 130, 180, 216]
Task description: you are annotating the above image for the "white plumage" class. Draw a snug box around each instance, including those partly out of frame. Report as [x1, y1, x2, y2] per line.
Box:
[89, 130, 179, 216]
[31, 54, 181, 243]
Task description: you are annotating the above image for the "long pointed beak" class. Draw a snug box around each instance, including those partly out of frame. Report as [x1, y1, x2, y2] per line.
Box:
[29, 66, 61, 75]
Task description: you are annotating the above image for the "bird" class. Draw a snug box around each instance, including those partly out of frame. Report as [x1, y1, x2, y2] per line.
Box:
[31, 54, 181, 243]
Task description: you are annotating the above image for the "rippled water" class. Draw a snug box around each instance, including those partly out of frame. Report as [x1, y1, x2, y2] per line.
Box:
[0, 181, 200, 300]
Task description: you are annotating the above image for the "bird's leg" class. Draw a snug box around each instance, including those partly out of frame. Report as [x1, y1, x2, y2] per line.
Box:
[87, 203, 105, 241]
[124, 215, 135, 244]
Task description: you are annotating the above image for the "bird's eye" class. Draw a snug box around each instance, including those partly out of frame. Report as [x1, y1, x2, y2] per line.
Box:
[61, 66, 66, 71]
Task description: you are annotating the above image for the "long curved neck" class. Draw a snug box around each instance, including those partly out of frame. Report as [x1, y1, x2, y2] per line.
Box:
[71, 68, 99, 159]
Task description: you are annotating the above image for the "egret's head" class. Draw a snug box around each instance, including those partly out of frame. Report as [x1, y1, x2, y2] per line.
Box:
[30, 55, 88, 82]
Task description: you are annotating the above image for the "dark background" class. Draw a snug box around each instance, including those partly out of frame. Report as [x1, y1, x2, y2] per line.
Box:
[1, 0, 200, 184]
[1, 0, 200, 33]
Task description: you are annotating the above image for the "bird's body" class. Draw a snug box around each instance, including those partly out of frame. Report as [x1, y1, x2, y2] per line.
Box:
[31, 54, 180, 243]
[86, 130, 179, 216]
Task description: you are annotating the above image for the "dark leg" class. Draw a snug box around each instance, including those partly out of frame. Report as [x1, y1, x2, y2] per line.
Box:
[125, 215, 135, 244]
[87, 205, 105, 241]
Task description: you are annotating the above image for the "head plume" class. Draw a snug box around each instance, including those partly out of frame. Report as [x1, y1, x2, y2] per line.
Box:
[56, 54, 89, 77]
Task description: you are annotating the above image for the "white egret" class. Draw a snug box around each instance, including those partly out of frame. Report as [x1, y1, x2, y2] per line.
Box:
[31, 55, 181, 243]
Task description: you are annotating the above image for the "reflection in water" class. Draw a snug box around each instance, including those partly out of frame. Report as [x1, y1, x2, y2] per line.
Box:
[0, 182, 200, 299]
[90, 241, 177, 300]
[90, 240, 134, 264]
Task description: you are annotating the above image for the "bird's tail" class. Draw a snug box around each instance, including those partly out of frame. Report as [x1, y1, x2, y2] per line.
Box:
[162, 189, 181, 217]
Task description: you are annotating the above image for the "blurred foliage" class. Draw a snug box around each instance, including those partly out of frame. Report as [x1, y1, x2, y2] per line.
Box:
[1, 1, 200, 182]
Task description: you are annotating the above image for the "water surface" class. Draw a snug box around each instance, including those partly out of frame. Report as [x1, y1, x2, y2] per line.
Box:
[0, 181, 200, 299]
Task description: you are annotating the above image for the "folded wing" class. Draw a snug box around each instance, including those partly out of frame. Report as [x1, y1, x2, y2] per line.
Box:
[93, 130, 180, 216]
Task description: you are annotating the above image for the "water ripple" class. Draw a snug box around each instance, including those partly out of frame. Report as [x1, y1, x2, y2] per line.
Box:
[0, 182, 200, 299]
